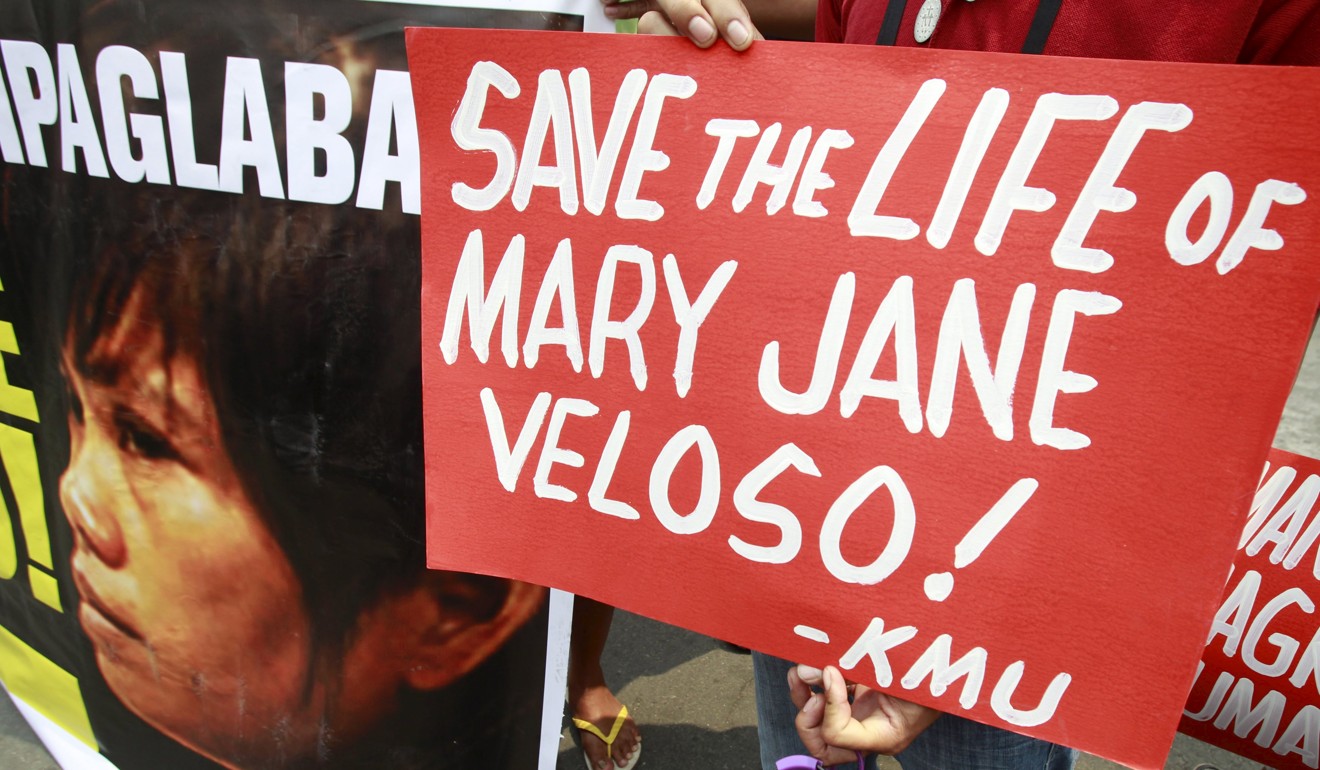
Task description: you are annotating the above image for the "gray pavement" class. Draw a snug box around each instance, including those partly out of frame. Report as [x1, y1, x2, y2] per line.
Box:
[8, 323, 1317, 769]
[0, 690, 56, 770]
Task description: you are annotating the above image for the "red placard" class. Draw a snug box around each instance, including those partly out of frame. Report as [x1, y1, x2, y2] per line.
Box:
[1182, 448, 1320, 770]
[408, 28, 1320, 769]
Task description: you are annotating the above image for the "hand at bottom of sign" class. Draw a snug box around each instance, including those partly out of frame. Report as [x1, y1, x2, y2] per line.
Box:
[789, 664, 940, 765]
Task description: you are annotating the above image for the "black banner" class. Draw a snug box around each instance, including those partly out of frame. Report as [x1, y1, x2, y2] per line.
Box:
[0, 2, 579, 768]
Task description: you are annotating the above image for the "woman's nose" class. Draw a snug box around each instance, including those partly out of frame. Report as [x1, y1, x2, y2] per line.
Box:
[59, 443, 127, 567]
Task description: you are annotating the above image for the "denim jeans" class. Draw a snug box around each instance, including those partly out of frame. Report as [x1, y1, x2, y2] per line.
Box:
[752, 652, 1078, 770]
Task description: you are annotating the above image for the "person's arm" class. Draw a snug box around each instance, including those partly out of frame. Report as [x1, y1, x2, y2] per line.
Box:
[615, 0, 814, 49]
[788, 664, 941, 764]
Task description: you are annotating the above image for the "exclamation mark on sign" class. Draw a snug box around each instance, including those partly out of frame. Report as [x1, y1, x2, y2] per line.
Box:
[923, 478, 1038, 603]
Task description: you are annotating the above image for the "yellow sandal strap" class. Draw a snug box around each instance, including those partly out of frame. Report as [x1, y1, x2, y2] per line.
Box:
[572, 705, 630, 749]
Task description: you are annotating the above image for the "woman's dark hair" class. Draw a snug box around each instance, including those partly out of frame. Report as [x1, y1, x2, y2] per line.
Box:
[59, 100, 542, 770]
[65, 185, 449, 674]
[61, 0, 522, 685]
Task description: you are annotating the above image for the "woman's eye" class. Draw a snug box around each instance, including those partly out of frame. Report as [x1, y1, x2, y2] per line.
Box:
[116, 417, 179, 461]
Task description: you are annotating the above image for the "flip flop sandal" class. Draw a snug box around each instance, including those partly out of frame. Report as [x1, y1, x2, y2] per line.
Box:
[572, 705, 641, 770]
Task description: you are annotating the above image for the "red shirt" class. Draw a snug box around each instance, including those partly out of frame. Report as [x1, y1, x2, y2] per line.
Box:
[817, 0, 1320, 64]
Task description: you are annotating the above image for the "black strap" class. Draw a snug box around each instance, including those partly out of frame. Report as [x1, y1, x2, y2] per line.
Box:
[875, 0, 1061, 52]
[875, 0, 907, 46]
[1021, 0, 1063, 54]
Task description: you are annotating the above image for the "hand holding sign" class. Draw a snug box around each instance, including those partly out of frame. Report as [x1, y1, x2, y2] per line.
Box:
[634, 0, 760, 49]
[631, 0, 814, 46]
[790, 663, 939, 762]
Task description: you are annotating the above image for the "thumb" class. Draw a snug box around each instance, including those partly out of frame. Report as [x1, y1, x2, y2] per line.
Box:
[820, 666, 855, 735]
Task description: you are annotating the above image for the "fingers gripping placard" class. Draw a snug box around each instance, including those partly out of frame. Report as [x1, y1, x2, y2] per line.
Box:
[408, 29, 1320, 769]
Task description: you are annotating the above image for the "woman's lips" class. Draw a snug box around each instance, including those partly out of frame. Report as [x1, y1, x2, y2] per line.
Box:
[71, 562, 142, 641]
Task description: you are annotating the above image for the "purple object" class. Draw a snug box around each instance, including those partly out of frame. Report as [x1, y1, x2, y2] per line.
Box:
[775, 753, 865, 770]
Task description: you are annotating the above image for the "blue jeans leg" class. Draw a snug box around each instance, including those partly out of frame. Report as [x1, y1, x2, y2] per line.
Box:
[752, 653, 1077, 770]
[895, 713, 1078, 770]
[754, 651, 807, 770]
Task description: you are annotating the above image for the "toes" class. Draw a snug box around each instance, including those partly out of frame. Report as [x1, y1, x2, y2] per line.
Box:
[585, 745, 612, 770]
[580, 732, 612, 770]
[610, 728, 641, 767]
[610, 732, 641, 766]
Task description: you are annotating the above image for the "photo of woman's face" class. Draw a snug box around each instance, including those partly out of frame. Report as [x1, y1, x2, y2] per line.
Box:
[58, 286, 336, 766]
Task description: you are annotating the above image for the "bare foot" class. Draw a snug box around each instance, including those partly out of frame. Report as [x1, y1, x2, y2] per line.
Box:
[572, 685, 641, 770]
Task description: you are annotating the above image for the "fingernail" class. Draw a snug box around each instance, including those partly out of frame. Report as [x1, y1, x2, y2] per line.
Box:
[797, 664, 822, 679]
[689, 16, 716, 44]
[806, 693, 820, 710]
[822, 667, 835, 690]
[726, 19, 750, 47]
[603, 5, 620, 18]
